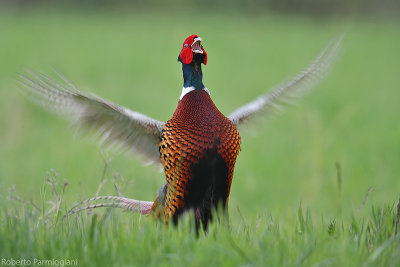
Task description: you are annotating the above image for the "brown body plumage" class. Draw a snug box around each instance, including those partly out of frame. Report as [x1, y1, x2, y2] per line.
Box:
[153, 89, 241, 228]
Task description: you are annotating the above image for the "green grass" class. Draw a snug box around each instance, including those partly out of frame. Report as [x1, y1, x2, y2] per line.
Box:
[1, 180, 399, 266]
[1, 8, 400, 266]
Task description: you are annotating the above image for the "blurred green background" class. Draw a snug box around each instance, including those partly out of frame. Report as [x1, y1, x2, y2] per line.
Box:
[0, 1, 399, 221]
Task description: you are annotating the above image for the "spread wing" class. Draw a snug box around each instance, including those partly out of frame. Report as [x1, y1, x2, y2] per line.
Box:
[19, 71, 164, 166]
[228, 35, 344, 126]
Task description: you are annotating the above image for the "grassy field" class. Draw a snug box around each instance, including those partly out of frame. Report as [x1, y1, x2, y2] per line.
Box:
[0, 8, 400, 266]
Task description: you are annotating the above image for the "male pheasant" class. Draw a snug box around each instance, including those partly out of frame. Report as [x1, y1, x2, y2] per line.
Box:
[20, 34, 343, 230]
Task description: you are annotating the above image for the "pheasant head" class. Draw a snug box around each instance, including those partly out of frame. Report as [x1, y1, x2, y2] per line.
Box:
[178, 34, 208, 92]
[178, 34, 207, 66]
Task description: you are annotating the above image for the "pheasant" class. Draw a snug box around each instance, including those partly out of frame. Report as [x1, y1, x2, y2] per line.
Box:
[19, 34, 343, 230]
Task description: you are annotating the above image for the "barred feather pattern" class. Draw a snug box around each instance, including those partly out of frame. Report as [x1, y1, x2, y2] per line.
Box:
[154, 90, 241, 223]
[67, 196, 153, 216]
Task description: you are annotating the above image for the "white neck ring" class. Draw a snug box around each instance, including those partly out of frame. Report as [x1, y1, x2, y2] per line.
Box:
[179, 86, 210, 100]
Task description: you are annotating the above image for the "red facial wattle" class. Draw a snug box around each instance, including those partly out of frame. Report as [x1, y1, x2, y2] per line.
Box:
[179, 34, 207, 65]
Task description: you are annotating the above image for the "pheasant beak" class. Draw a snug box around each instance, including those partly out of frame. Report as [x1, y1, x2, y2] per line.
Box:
[191, 37, 203, 54]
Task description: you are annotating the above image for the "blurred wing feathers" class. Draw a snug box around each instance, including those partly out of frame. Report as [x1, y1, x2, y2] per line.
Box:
[19, 71, 164, 165]
[228, 35, 344, 126]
